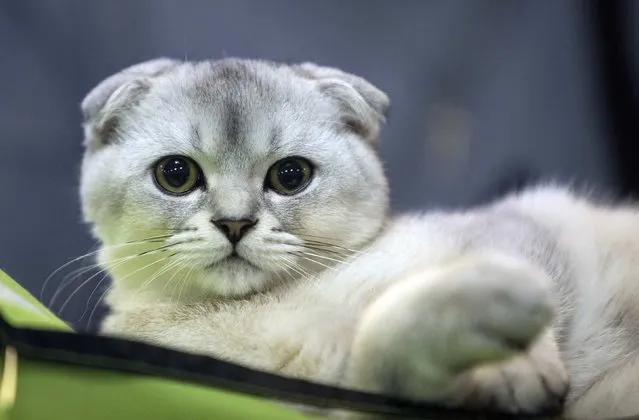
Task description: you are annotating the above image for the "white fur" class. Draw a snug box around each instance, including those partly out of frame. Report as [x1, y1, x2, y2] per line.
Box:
[81, 58, 639, 418]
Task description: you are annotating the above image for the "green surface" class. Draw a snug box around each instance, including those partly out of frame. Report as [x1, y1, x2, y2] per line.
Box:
[0, 270, 69, 331]
[0, 269, 312, 420]
[12, 361, 310, 420]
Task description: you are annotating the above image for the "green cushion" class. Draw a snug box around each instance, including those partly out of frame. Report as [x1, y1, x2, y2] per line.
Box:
[0, 269, 548, 420]
[0, 269, 310, 420]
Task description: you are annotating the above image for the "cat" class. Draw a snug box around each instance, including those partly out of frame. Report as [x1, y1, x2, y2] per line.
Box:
[78, 57, 639, 419]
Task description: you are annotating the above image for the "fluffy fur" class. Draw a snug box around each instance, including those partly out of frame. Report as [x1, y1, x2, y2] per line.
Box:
[79, 58, 639, 418]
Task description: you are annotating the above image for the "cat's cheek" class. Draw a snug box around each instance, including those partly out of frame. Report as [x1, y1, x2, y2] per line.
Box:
[261, 194, 299, 232]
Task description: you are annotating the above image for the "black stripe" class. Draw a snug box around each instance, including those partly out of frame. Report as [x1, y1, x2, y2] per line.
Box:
[224, 100, 242, 144]
[0, 310, 555, 419]
[589, 0, 639, 197]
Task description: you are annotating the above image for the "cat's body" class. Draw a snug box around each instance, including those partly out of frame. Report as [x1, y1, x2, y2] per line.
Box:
[80, 58, 639, 418]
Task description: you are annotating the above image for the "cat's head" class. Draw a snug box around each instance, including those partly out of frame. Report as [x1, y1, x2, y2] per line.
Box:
[79, 58, 390, 303]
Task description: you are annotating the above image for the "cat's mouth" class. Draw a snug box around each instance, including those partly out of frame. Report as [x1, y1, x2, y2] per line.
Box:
[206, 252, 261, 271]
[225, 252, 245, 264]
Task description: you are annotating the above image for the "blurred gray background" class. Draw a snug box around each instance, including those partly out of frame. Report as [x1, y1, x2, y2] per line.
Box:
[0, 0, 637, 330]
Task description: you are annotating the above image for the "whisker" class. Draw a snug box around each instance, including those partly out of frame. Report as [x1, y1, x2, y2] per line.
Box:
[56, 268, 112, 316]
[49, 253, 133, 309]
[279, 256, 310, 279]
[123, 236, 173, 244]
[103, 236, 172, 246]
[41, 236, 177, 300]
[281, 262, 308, 284]
[138, 243, 179, 256]
[57, 248, 177, 316]
[279, 257, 328, 295]
[162, 260, 192, 305]
[142, 227, 197, 233]
[159, 257, 191, 298]
[41, 248, 110, 301]
[272, 269, 289, 288]
[295, 251, 348, 266]
[294, 261, 315, 280]
[132, 254, 184, 299]
[281, 264, 302, 285]
[87, 284, 112, 331]
[50, 263, 103, 304]
[106, 251, 177, 292]
[290, 232, 345, 242]
[293, 254, 340, 272]
[275, 260, 296, 283]
[175, 264, 196, 305]
[48, 245, 176, 309]
[263, 237, 356, 257]
[295, 236, 365, 254]
[169, 262, 191, 306]
[298, 244, 352, 259]
[78, 269, 112, 322]
[305, 242, 362, 254]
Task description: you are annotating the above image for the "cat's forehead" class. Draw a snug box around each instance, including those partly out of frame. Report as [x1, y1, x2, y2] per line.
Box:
[146, 60, 328, 160]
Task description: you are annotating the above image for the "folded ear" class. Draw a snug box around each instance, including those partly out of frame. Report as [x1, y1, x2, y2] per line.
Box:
[293, 63, 390, 146]
[81, 58, 180, 150]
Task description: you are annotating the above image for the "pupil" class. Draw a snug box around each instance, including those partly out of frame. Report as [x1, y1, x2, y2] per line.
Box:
[277, 161, 305, 189]
[163, 159, 190, 188]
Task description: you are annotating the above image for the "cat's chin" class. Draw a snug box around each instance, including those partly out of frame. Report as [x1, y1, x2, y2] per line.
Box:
[207, 254, 261, 272]
[196, 256, 277, 297]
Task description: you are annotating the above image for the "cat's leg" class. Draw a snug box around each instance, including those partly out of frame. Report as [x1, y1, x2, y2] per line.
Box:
[343, 252, 569, 415]
[565, 353, 639, 418]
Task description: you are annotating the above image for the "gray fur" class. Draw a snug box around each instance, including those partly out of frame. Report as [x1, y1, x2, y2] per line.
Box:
[80, 58, 390, 296]
[81, 58, 180, 149]
[80, 58, 639, 419]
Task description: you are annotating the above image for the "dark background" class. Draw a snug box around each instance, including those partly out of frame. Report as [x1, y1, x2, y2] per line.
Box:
[0, 0, 637, 330]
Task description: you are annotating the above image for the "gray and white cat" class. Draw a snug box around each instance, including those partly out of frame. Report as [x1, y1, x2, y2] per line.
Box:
[79, 58, 639, 418]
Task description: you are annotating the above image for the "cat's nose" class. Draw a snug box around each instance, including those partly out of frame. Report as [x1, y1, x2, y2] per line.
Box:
[212, 218, 257, 245]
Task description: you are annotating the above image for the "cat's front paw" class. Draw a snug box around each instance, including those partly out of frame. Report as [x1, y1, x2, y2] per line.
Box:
[446, 334, 568, 414]
[345, 253, 567, 415]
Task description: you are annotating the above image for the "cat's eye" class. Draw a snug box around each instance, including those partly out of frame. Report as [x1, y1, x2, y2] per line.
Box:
[266, 157, 313, 195]
[153, 155, 203, 195]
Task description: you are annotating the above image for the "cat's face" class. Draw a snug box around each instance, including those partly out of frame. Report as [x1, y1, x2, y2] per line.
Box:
[80, 59, 389, 301]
